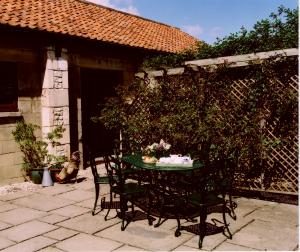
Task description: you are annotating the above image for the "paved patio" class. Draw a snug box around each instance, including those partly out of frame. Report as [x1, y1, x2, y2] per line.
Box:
[0, 169, 298, 251]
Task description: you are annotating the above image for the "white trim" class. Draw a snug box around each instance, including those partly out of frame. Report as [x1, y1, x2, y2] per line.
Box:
[135, 48, 298, 78]
[184, 48, 298, 67]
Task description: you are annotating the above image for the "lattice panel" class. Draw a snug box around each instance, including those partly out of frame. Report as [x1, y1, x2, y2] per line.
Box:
[133, 70, 298, 195]
[230, 75, 298, 194]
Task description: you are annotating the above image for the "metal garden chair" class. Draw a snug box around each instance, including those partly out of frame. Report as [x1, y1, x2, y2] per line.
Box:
[87, 149, 120, 217]
[104, 155, 154, 230]
[176, 159, 234, 249]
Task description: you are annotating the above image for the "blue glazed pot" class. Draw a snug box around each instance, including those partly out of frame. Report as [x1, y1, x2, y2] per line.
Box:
[30, 170, 43, 184]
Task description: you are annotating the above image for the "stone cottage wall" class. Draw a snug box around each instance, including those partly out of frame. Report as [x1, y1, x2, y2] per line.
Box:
[0, 29, 144, 182]
[0, 47, 43, 183]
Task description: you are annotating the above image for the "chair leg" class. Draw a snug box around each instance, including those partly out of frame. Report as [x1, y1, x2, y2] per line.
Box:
[174, 217, 181, 237]
[146, 194, 154, 226]
[104, 190, 113, 221]
[154, 199, 165, 228]
[222, 203, 232, 239]
[228, 194, 237, 220]
[198, 209, 207, 249]
[120, 196, 128, 231]
[92, 183, 100, 215]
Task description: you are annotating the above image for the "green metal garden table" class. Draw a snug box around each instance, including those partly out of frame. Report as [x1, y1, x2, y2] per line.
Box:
[121, 154, 206, 229]
[121, 154, 204, 171]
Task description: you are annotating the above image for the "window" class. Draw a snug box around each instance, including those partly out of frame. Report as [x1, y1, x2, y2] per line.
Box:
[0, 61, 18, 112]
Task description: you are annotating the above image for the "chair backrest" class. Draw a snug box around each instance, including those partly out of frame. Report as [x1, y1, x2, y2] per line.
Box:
[113, 138, 133, 159]
[104, 155, 122, 188]
[86, 148, 100, 182]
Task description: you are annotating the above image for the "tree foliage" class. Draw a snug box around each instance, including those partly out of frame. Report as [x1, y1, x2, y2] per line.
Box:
[142, 6, 298, 69]
[95, 5, 298, 191]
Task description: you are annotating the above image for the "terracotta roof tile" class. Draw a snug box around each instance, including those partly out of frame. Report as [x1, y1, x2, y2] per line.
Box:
[0, 0, 199, 53]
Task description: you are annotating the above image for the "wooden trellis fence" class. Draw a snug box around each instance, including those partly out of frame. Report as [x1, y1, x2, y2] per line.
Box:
[136, 48, 298, 195]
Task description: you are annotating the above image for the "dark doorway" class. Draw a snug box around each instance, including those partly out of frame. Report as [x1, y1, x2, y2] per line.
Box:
[81, 68, 123, 164]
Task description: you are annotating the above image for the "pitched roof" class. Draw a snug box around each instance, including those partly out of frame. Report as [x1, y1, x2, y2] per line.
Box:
[0, 0, 199, 53]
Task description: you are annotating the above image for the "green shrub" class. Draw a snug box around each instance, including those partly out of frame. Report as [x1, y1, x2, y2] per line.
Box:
[96, 55, 297, 189]
[12, 121, 67, 174]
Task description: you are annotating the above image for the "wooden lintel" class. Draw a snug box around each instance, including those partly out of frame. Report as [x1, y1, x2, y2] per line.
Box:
[184, 48, 298, 67]
[135, 48, 298, 77]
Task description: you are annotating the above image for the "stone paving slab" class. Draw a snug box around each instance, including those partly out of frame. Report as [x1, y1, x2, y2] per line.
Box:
[0, 221, 12, 231]
[56, 189, 94, 202]
[38, 214, 70, 225]
[36, 185, 75, 196]
[10, 194, 75, 211]
[0, 207, 47, 225]
[0, 202, 18, 213]
[38, 247, 65, 252]
[74, 198, 95, 209]
[55, 233, 122, 252]
[49, 204, 90, 218]
[0, 220, 58, 243]
[0, 177, 298, 251]
[43, 227, 78, 241]
[96, 221, 193, 251]
[0, 236, 15, 250]
[57, 212, 121, 234]
[0, 191, 34, 201]
[247, 203, 298, 225]
[1, 235, 56, 252]
[173, 245, 201, 251]
[230, 219, 298, 251]
[69, 180, 95, 191]
[231, 201, 261, 218]
[215, 241, 257, 251]
[114, 244, 148, 251]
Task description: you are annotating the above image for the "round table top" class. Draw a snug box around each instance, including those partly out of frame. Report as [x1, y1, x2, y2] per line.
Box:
[122, 154, 204, 171]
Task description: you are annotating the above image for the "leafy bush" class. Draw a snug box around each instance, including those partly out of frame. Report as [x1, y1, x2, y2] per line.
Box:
[142, 6, 298, 69]
[96, 55, 298, 189]
[95, 5, 298, 190]
[12, 121, 67, 174]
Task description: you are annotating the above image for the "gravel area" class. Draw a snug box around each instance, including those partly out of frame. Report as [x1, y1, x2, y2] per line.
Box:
[0, 168, 94, 196]
[0, 182, 41, 196]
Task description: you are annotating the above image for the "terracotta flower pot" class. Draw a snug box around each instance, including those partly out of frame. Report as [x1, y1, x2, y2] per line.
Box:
[49, 168, 63, 182]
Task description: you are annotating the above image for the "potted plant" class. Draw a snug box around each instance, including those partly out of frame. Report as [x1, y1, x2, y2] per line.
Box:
[12, 120, 67, 184]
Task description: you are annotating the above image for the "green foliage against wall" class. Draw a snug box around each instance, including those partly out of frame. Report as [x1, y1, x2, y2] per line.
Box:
[12, 121, 67, 174]
[97, 55, 298, 190]
[96, 5, 298, 191]
[142, 6, 298, 69]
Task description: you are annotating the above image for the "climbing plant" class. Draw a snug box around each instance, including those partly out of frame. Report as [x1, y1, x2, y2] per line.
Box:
[95, 5, 298, 191]
[96, 54, 298, 190]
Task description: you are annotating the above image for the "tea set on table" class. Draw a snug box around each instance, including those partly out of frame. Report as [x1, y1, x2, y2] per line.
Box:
[157, 154, 193, 165]
[142, 154, 193, 166]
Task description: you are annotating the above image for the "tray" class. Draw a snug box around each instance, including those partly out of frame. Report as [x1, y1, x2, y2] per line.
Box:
[155, 162, 193, 167]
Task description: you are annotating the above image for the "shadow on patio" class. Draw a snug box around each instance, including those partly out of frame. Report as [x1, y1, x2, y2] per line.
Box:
[0, 168, 298, 251]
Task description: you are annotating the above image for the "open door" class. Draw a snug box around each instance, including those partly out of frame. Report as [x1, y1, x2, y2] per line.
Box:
[81, 68, 123, 165]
